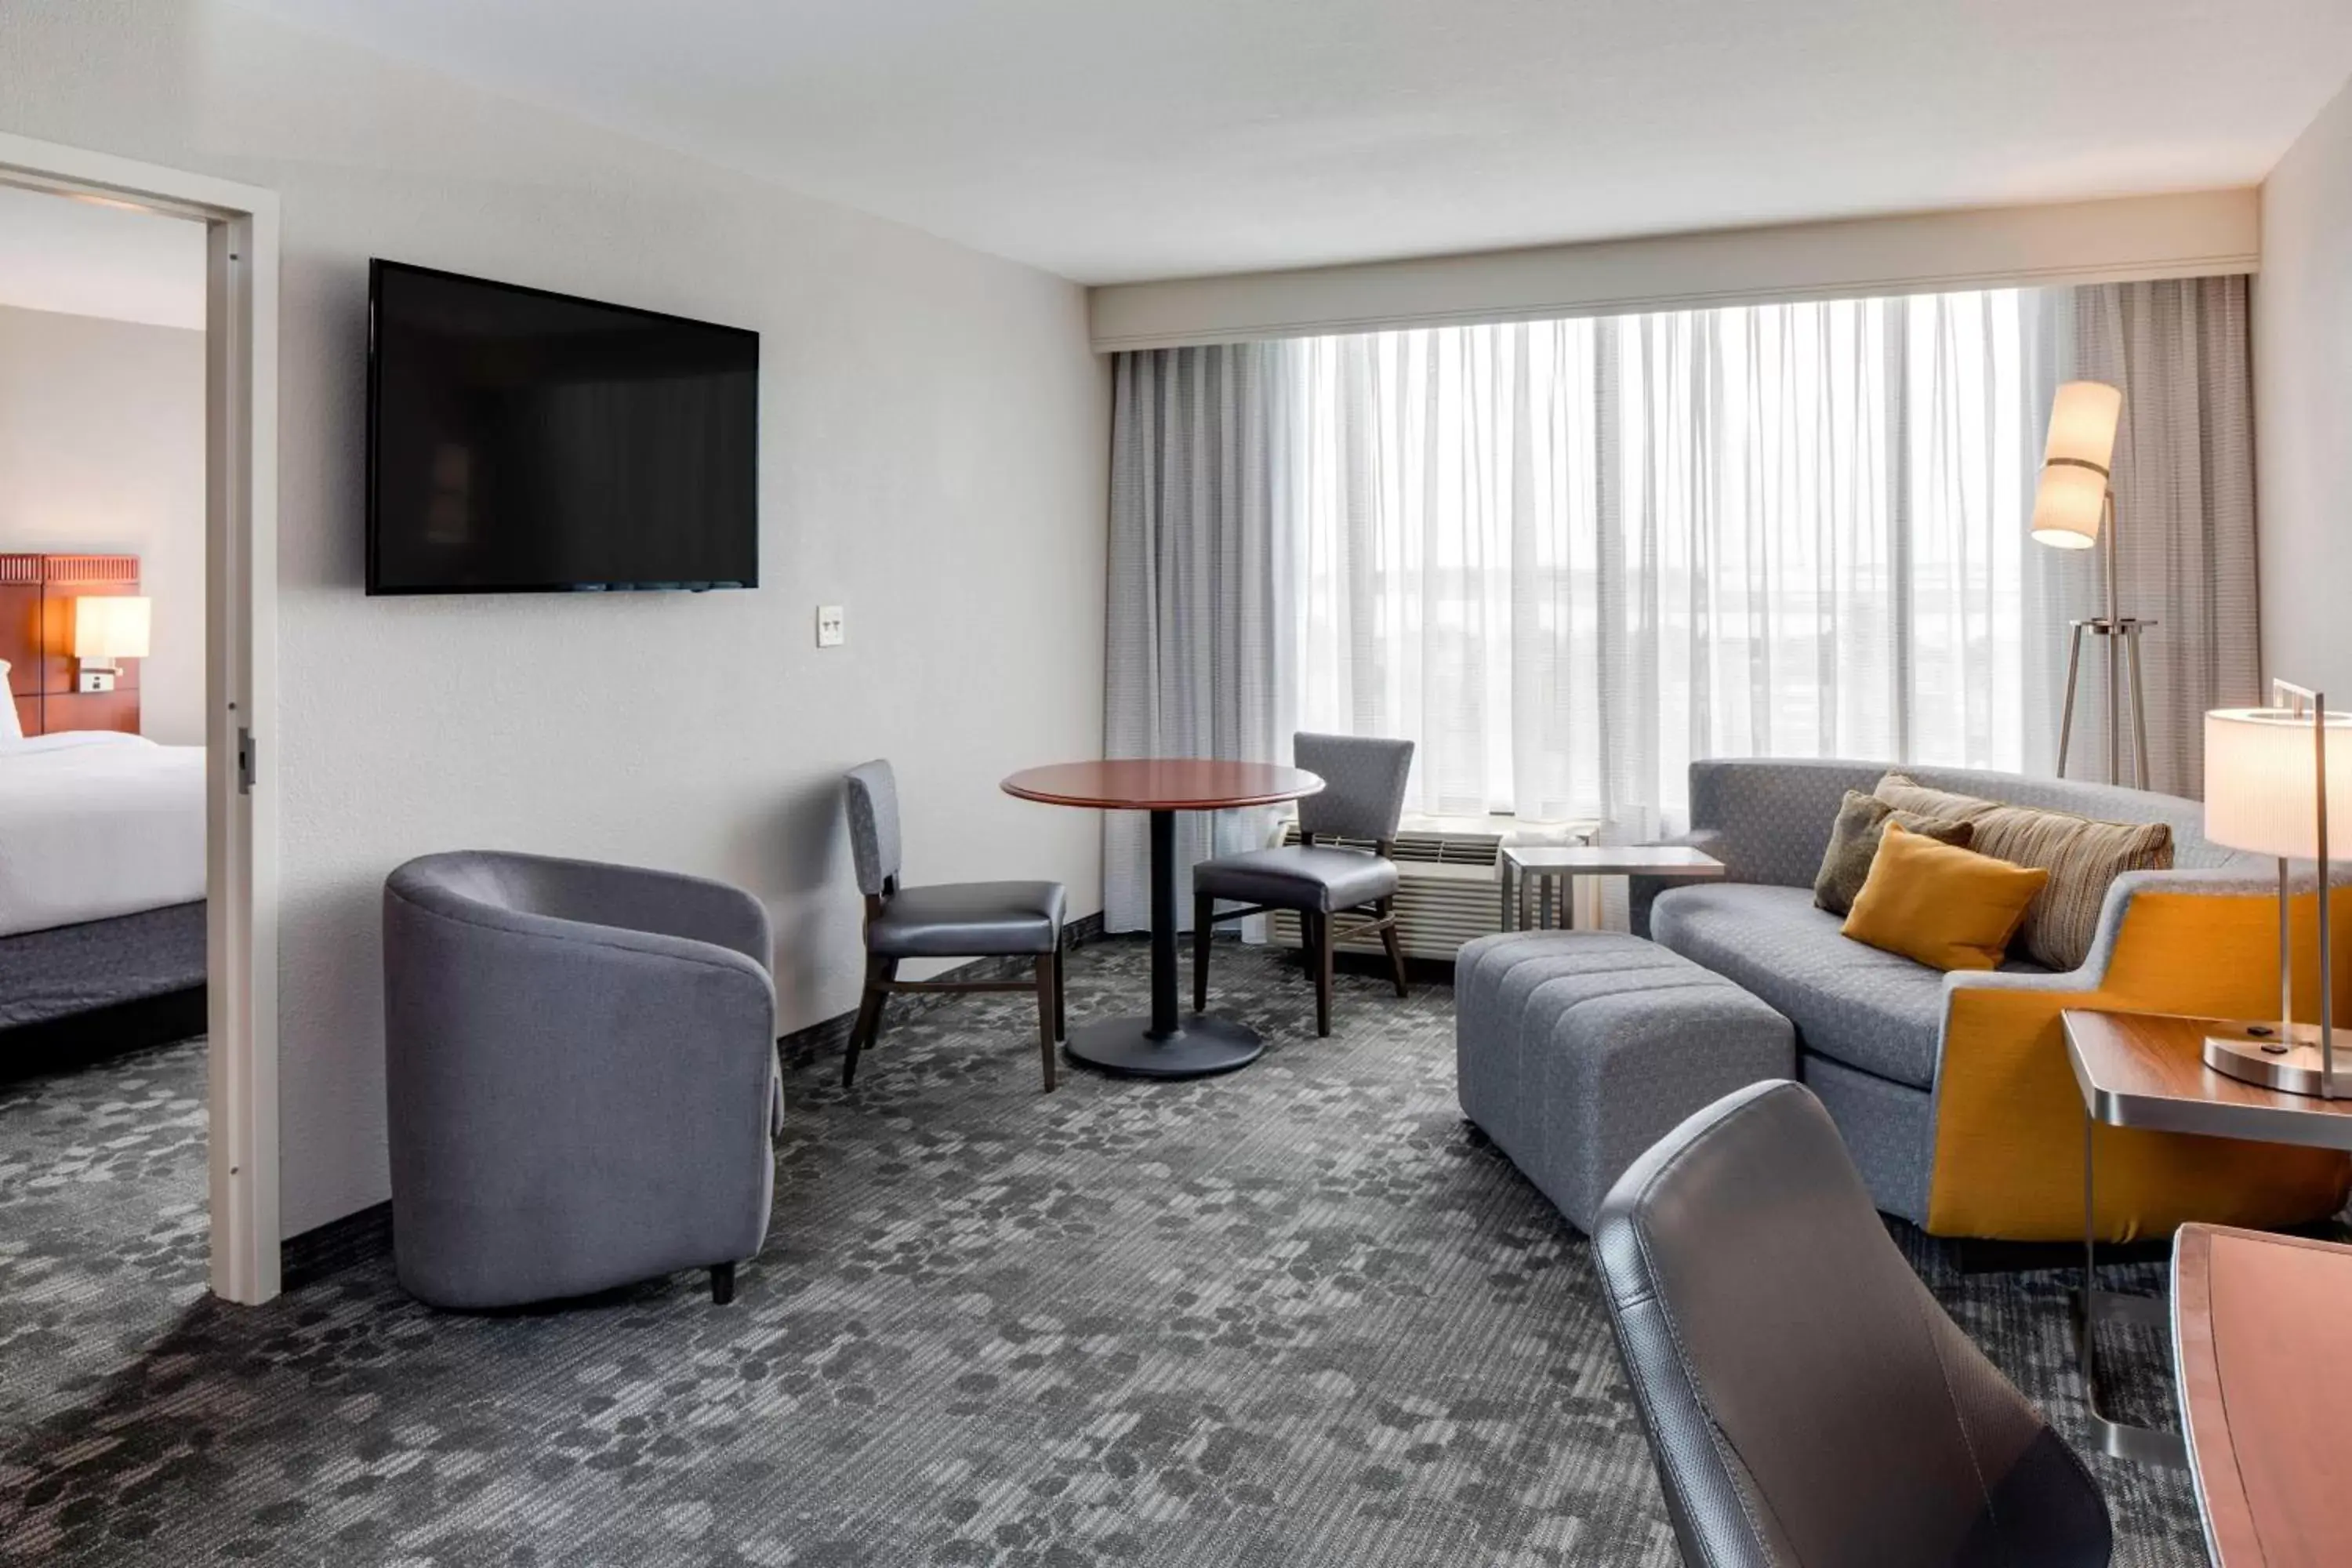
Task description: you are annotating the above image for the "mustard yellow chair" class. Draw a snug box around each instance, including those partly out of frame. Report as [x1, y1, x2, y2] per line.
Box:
[1632, 759, 2350, 1243]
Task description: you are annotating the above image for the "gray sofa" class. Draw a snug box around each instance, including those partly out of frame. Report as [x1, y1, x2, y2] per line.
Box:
[383, 851, 782, 1308]
[1630, 759, 2263, 1228]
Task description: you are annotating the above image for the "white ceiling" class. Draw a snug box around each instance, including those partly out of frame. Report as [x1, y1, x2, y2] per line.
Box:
[243, 0, 2352, 285]
[0, 183, 207, 330]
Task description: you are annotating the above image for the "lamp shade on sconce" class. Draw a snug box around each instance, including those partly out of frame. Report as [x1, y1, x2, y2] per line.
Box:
[73, 595, 151, 662]
[2030, 379, 2122, 550]
[2205, 706, 2352, 860]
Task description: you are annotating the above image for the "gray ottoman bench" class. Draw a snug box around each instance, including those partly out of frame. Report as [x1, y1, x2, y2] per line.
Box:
[1456, 931, 1795, 1233]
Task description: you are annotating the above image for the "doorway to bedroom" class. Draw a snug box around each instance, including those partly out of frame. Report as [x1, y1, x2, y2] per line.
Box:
[0, 135, 278, 1312]
[0, 181, 215, 1355]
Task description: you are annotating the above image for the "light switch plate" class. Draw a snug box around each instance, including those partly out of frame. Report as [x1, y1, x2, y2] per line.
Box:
[815, 604, 846, 648]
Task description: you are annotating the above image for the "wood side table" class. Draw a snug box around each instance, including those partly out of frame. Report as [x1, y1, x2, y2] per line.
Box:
[2060, 1009, 2352, 1469]
[1004, 759, 1324, 1080]
[2173, 1225, 2352, 1568]
[1500, 844, 1724, 931]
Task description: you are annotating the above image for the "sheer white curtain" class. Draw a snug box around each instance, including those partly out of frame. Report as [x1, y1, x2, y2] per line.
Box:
[1286, 289, 2056, 836]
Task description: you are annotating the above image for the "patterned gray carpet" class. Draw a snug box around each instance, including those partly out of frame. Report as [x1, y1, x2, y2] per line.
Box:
[0, 938, 2204, 1566]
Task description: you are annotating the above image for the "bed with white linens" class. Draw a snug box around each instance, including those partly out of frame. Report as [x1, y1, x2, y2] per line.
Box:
[0, 731, 207, 1036]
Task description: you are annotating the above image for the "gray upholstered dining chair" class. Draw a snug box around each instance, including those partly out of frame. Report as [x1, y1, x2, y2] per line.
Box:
[383, 850, 781, 1310]
[1594, 1080, 2112, 1568]
[1191, 732, 1414, 1036]
[842, 760, 1067, 1091]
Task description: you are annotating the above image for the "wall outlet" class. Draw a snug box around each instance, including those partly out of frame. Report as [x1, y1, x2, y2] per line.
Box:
[815, 604, 846, 648]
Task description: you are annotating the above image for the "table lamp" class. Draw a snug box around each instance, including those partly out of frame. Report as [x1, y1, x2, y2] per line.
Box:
[2201, 681, 2352, 1098]
[73, 594, 151, 693]
[2032, 381, 2154, 787]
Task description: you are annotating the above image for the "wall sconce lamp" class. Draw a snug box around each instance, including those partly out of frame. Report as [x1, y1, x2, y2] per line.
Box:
[73, 594, 151, 693]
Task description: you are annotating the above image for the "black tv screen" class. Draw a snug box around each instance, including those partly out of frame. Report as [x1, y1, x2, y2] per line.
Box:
[367, 260, 758, 594]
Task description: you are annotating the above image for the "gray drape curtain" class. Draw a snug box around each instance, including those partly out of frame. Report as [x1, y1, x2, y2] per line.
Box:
[1102, 278, 2259, 931]
[1103, 343, 1295, 932]
[2051, 276, 2261, 797]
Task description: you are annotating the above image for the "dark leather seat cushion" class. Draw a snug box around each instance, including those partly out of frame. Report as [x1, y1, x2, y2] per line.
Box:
[1193, 845, 1399, 913]
[868, 880, 1065, 959]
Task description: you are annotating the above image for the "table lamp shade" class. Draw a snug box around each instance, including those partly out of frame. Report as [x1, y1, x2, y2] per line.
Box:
[2204, 706, 2352, 859]
[2030, 380, 2122, 550]
[73, 595, 151, 661]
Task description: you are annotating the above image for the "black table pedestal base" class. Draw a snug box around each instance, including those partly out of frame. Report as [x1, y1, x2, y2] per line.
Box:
[1065, 1014, 1263, 1080]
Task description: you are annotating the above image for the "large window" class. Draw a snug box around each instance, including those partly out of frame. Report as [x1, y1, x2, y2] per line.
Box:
[1284, 289, 2051, 828]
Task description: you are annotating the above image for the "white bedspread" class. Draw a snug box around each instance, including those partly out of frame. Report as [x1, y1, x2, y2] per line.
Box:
[0, 731, 205, 938]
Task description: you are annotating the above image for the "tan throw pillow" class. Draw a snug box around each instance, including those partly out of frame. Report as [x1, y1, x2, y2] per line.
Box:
[1813, 790, 1977, 916]
[1872, 774, 2174, 971]
[1872, 774, 1999, 825]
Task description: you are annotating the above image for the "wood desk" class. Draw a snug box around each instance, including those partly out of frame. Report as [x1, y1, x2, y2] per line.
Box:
[2174, 1225, 2352, 1568]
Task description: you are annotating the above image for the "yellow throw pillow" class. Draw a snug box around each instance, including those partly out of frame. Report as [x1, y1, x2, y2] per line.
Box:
[1872, 774, 2174, 971]
[1841, 822, 2050, 972]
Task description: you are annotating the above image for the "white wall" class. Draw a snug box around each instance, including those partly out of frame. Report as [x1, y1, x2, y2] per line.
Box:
[0, 303, 207, 746]
[2257, 72, 2352, 699]
[0, 181, 208, 329]
[0, 0, 1111, 1237]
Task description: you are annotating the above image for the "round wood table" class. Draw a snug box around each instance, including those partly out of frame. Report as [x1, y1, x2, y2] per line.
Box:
[1003, 759, 1325, 1079]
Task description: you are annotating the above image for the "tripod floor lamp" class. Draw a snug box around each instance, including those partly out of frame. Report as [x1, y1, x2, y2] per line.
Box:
[2031, 380, 2154, 788]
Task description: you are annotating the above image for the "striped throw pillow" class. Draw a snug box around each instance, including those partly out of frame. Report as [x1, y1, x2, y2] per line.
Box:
[1872, 775, 2173, 971]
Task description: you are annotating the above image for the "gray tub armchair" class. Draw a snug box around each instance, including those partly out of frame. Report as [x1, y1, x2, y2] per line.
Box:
[383, 850, 781, 1309]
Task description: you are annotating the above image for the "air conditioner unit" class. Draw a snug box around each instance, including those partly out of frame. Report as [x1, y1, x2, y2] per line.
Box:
[1262, 819, 1508, 962]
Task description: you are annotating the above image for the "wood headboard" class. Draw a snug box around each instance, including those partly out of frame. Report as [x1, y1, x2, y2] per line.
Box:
[0, 553, 141, 738]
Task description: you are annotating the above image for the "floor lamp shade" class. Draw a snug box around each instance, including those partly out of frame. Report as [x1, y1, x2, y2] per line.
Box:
[2030, 380, 2121, 549]
[2203, 706, 2352, 859]
[2031, 463, 2107, 548]
[2042, 379, 2122, 469]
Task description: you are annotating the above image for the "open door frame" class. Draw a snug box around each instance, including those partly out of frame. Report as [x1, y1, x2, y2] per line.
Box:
[0, 132, 282, 1305]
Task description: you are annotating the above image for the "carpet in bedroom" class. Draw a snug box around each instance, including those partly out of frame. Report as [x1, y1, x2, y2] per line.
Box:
[0, 938, 2206, 1566]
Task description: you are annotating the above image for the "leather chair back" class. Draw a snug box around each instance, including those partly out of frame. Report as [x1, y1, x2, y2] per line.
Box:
[844, 759, 903, 896]
[1293, 731, 1414, 842]
[1594, 1081, 2111, 1568]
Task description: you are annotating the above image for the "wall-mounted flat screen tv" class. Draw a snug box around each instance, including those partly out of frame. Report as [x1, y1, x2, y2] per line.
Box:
[367, 260, 758, 594]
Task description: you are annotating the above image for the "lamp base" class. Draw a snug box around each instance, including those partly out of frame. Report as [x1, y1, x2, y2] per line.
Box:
[2202, 1023, 2352, 1098]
